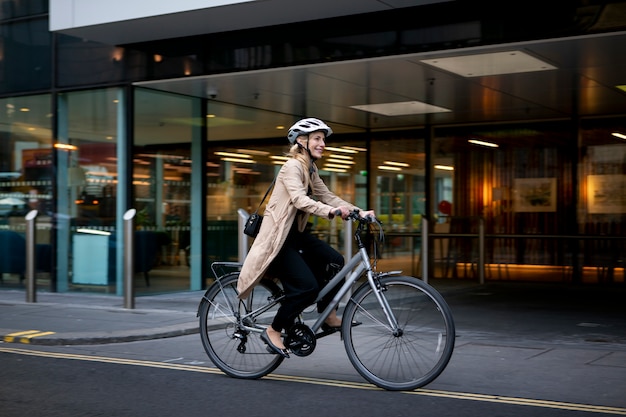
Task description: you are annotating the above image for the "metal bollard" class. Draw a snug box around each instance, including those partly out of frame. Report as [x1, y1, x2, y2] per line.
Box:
[123, 209, 136, 309]
[478, 217, 485, 285]
[25, 210, 38, 303]
[237, 208, 250, 261]
[421, 217, 429, 284]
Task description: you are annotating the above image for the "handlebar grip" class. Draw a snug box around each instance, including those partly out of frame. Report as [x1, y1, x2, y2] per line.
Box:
[333, 209, 342, 216]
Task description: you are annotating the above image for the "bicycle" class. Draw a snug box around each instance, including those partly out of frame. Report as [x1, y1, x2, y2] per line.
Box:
[197, 210, 455, 391]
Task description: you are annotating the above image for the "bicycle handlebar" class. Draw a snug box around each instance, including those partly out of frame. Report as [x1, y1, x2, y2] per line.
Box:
[344, 209, 379, 224]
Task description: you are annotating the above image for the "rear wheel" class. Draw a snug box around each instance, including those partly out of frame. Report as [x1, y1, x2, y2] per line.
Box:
[342, 276, 455, 390]
[198, 273, 284, 379]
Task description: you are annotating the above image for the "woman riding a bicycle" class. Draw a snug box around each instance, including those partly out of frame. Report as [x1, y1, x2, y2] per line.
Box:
[237, 117, 375, 358]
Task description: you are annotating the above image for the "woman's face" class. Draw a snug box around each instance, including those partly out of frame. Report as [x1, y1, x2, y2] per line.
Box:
[299, 131, 326, 159]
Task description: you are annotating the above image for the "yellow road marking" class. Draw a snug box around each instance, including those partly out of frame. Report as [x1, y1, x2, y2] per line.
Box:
[0, 346, 624, 415]
[4, 330, 56, 343]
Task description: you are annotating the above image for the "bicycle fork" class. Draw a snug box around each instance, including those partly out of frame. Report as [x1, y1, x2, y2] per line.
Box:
[365, 270, 404, 336]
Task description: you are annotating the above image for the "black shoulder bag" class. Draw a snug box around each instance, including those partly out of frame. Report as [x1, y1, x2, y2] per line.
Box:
[244, 179, 275, 238]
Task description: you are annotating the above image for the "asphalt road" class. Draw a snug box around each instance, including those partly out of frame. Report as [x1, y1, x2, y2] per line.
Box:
[1, 281, 624, 416]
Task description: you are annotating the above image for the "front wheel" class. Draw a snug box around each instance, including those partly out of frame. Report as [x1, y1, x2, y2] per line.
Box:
[342, 276, 455, 391]
[198, 272, 284, 379]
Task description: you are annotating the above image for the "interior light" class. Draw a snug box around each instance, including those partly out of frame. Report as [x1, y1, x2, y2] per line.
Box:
[611, 132, 626, 140]
[54, 143, 78, 151]
[326, 153, 353, 160]
[215, 151, 252, 158]
[324, 163, 352, 169]
[76, 228, 111, 236]
[220, 157, 254, 164]
[237, 149, 270, 156]
[322, 167, 347, 173]
[384, 161, 409, 167]
[378, 165, 402, 171]
[435, 165, 454, 171]
[469, 139, 499, 148]
[325, 146, 358, 154]
[325, 158, 355, 165]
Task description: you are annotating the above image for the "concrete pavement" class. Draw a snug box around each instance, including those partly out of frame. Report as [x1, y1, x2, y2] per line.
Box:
[0, 289, 202, 345]
[1, 279, 625, 348]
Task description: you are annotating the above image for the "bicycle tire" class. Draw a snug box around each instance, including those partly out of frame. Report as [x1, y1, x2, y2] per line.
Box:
[342, 275, 455, 391]
[198, 272, 284, 379]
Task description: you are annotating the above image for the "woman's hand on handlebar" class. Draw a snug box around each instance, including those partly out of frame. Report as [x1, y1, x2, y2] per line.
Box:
[331, 207, 377, 222]
[360, 210, 376, 222]
[331, 206, 351, 220]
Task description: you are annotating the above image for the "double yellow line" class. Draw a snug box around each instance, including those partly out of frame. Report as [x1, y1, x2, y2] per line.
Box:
[1, 345, 625, 415]
[3, 330, 56, 343]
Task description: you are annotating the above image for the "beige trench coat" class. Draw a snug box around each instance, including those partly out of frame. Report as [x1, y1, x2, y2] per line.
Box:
[237, 157, 359, 299]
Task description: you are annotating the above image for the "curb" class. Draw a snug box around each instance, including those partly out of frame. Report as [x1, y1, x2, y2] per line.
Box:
[1, 324, 199, 346]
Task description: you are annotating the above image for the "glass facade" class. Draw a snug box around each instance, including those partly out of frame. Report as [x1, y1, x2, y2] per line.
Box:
[1, 3, 625, 294]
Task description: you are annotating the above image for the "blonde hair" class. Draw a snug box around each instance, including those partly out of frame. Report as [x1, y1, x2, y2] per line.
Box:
[287, 141, 312, 190]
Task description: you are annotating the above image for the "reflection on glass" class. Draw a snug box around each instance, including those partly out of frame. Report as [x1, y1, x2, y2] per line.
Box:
[0, 94, 52, 287]
[134, 88, 194, 292]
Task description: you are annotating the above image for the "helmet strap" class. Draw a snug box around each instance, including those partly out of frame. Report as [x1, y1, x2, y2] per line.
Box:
[297, 135, 318, 161]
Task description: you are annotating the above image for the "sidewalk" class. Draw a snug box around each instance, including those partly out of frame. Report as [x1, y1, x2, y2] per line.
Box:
[1, 279, 625, 347]
[0, 289, 203, 345]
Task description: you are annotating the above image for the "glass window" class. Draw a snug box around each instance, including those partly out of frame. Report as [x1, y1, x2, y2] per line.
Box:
[0, 17, 51, 93]
[56, 88, 120, 291]
[134, 88, 195, 292]
[0, 93, 52, 286]
[579, 119, 626, 283]
[0, 0, 47, 20]
[433, 122, 575, 280]
[370, 133, 425, 231]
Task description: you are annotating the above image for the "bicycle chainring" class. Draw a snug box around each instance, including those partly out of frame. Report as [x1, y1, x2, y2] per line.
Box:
[285, 323, 316, 357]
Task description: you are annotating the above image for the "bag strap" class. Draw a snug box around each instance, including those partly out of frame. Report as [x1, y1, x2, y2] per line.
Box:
[254, 177, 276, 212]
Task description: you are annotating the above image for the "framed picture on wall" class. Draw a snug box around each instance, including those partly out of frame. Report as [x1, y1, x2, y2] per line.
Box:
[513, 178, 557, 212]
[587, 174, 626, 214]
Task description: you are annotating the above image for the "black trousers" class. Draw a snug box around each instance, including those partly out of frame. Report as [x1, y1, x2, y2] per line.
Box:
[267, 226, 344, 332]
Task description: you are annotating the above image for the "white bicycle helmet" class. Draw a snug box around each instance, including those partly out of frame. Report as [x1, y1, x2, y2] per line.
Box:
[287, 118, 333, 144]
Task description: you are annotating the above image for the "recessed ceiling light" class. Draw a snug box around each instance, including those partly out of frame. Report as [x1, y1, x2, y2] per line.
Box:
[434, 165, 454, 171]
[616, 85, 626, 93]
[420, 50, 556, 77]
[215, 151, 252, 158]
[351, 101, 451, 116]
[384, 161, 410, 167]
[378, 165, 402, 171]
[326, 146, 358, 154]
[468, 139, 499, 148]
